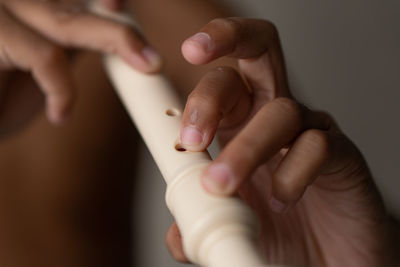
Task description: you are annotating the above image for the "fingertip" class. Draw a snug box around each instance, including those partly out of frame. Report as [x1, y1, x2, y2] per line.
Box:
[46, 95, 73, 125]
[166, 223, 189, 263]
[180, 126, 205, 151]
[201, 163, 237, 195]
[46, 106, 70, 125]
[125, 47, 163, 73]
[107, 22, 162, 73]
[141, 47, 163, 72]
[182, 32, 213, 65]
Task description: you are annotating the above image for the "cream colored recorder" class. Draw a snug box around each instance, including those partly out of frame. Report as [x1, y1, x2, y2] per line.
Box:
[92, 2, 286, 266]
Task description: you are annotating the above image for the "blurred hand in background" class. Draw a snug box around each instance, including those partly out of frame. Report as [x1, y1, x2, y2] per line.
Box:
[0, 0, 161, 136]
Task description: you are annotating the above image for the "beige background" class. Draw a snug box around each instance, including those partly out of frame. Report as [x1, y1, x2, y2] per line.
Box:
[132, 1, 400, 266]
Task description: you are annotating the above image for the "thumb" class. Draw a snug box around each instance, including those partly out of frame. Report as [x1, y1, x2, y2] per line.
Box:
[165, 222, 190, 263]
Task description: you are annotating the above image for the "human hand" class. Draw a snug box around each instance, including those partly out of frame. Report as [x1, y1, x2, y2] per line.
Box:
[166, 18, 396, 266]
[100, 0, 122, 11]
[0, 0, 161, 136]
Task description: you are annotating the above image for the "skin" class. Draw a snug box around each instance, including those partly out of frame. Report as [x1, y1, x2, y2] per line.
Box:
[164, 18, 400, 266]
[0, 0, 162, 133]
[0, 0, 149, 264]
[0, 0, 398, 266]
[0, 0, 234, 266]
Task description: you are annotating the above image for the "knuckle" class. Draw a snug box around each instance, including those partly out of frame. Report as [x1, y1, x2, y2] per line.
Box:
[233, 136, 259, 165]
[51, 5, 87, 41]
[53, 5, 86, 24]
[187, 89, 212, 106]
[43, 4, 93, 45]
[212, 65, 237, 75]
[189, 67, 240, 107]
[301, 129, 330, 158]
[210, 66, 241, 81]
[101, 24, 139, 54]
[117, 24, 138, 45]
[256, 19, 280, 44]
[264, 19, 279, 37]
[39, 45, 64, 68]
[273, 97, 303, 121]
[273, 97, 299, 112]
[211, 17, 243, 37]
[223, 17, 243, 34]
[318, 111, 336, 129]
[274, 176, 301, 202]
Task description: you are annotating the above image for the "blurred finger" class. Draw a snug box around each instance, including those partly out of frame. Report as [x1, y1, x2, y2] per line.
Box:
[165, 222, 189, 263]
[5, 0, 161, 73]
[182, 17, 289, 98]
[180, 66, 251, 151]
[0, 7, 74, 124]
[201, 98, 331, 195]
[101, 0, 123, 11]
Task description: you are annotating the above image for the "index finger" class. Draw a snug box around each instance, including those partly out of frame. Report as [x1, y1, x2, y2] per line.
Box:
[182, 18, 279, 64]
[182, 17, 290, 98]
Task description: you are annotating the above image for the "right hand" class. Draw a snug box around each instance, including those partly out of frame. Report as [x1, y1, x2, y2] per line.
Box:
[165, 17, 397, 266]
[0, 0, 161, 136]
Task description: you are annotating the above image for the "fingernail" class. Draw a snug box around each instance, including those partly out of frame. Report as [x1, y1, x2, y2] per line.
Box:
[181, 126, 203, 148]
[202, 163, 235, 195]
[142, 47, 162, 69]
[269, 197, 287, 213]
[187, 32, 212, 53]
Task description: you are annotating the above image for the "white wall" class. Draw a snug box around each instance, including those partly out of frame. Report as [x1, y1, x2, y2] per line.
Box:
[132, 1, 400, 266]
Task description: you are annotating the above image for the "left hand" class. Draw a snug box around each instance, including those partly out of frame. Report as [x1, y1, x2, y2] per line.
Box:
[0, 0, 161, 136]
[100, 0, 122, 11]
[165, 18, 395, 266]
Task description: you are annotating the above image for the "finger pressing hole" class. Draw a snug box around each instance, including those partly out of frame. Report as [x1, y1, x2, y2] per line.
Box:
[180, 67, 250, 151]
